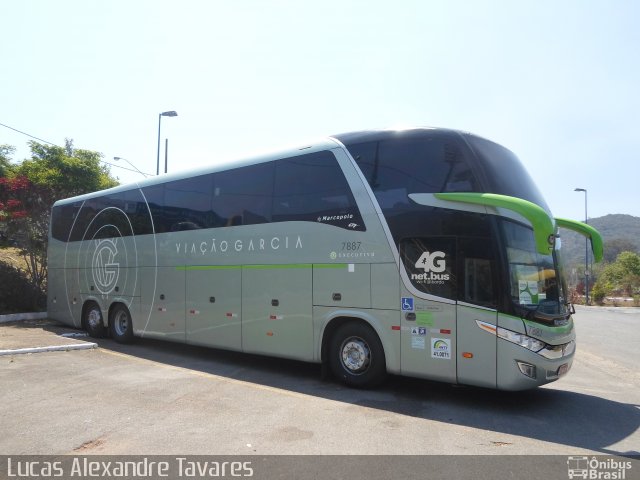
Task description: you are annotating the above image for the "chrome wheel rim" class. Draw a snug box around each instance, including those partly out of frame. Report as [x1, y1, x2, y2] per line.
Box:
[340, 336, 371, 374]
[114, 311, 129, 336]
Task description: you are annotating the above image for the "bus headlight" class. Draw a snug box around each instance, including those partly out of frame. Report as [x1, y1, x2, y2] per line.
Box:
[497, 327, 546, 353]
[538, 340, 576, 359]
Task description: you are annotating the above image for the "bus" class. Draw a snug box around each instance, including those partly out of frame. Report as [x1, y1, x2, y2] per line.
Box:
[47, 127, 603, 390]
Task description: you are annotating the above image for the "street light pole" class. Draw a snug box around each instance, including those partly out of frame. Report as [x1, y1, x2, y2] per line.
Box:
[575, 188, 589, 304]
[156, 111, 177, 175]
[164, 138, 168, 174]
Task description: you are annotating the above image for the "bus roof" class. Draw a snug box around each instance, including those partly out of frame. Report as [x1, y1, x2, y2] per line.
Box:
[52, 127, 490, 208]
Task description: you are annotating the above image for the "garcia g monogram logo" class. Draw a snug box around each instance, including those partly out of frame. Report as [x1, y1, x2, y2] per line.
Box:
[92, 238, 120, 294]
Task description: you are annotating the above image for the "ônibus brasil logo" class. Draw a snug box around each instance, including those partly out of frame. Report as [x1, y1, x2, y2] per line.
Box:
[412, 251, 450, 282]
[92, 239, 120, 295]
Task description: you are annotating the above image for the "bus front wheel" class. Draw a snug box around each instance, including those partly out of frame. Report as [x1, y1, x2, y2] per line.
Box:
[329, 322, 387, 388]
[109, 304, 134, 344]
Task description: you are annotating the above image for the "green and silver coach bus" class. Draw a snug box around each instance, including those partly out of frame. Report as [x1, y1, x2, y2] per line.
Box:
[47, 128, 603, 390]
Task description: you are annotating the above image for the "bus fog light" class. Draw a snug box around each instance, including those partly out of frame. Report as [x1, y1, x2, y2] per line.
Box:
[517, 361, 537, 379]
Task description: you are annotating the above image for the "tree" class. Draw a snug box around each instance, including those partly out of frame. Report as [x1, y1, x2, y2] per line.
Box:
[0, 145, 15, 177]
[0, 175, 49, 289]
[19, 140, 117, 197]
[592, 251, 640, 299]
[0, 141, 118, 293]
[603, 238, 638, 263]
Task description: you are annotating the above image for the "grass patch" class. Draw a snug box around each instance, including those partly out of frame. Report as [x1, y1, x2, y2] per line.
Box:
[0, 247, 29, 272]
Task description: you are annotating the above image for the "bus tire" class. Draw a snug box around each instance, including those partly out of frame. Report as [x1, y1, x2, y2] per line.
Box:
[83, 301, 106, 338]
[109, 304, 134, 344]
[329, 322, 387, 388]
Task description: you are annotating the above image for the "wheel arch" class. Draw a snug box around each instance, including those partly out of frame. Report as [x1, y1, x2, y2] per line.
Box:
[321, 316, 372, 363]
[318, 310, 399, 374]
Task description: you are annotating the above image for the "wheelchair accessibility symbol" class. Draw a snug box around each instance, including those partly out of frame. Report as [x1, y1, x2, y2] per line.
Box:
[401, 297, 414, 311]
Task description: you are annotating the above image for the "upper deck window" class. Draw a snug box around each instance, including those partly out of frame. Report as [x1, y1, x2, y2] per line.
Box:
[144, 151, 362, 233]
[345, 133, 478, 212]
[51, 150, 364, 242]
[341, 132, 481, 244]
[463, 135, 550, 212]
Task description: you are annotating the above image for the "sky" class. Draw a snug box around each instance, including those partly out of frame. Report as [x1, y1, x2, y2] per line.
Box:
[1, 0, 638, 221]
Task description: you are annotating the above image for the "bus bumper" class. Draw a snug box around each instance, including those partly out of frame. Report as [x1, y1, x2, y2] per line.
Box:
[496, 338, 575, 391]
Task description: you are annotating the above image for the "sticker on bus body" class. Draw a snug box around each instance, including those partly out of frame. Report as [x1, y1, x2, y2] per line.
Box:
[401, 297, 414, 311]
[411, 336, 426, 350]
[431, 338, 451, 359]
[415, 311, 434, 327]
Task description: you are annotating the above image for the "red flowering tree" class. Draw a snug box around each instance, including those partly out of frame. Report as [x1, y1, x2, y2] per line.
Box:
[0, 175, 50, 289]
[0, 141, 118, 293]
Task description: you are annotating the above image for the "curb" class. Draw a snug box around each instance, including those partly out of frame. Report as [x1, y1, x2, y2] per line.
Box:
[0, 312, 48, 324]
[0, 343, 97, 356]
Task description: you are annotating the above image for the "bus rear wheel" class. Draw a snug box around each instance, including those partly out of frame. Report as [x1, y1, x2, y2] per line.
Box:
[109, 304, 134, 344]
[329, 322, 386, 388]
[83, 302, 106, 338]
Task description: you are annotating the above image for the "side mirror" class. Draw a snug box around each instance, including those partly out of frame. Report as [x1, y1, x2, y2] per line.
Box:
[555, 218, 604, 263]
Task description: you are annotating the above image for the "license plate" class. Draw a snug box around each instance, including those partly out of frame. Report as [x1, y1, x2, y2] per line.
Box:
[557, 363, 569, 376]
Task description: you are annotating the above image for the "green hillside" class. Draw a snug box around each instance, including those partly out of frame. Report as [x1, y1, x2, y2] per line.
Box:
[559, 214, 640, 269]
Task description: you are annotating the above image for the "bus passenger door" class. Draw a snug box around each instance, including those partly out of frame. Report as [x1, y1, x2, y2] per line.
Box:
[455, 237, 497, 389]
[399, 237, 457, 383]
[186, 267, 242, 351]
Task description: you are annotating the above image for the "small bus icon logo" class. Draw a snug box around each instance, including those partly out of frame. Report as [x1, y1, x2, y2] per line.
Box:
[567, 456, 589, 479]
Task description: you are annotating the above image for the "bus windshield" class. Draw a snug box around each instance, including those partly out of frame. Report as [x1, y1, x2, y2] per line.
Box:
[501, 219, 568, 321]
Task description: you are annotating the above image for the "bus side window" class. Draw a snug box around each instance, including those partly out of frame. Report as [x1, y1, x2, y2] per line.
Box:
[51, 202, 82, 242]
[272, 150, 362, 229]
[212, 162, 274, 227]
[164, 175, 213, 231]
[122, 189, 154, 236]
[142, 184, 167, 233]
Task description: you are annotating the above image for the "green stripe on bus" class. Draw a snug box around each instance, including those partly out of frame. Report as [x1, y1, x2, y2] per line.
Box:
[435, 192, 555, 256]
[175, 265, 242, 271]
[245, 264, 312, 270]
[176, 263, 348, 271]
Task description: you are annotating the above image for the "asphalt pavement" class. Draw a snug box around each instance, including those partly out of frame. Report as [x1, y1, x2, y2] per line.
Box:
[0, 306, 638, 457]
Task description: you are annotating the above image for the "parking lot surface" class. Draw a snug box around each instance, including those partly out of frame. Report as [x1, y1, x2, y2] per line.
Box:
[0, 306, 638, 456]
